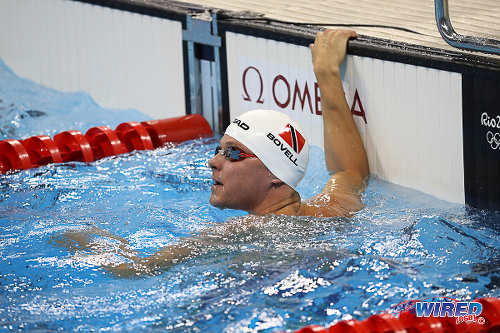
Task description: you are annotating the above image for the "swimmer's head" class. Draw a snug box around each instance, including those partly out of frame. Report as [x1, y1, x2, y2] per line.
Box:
[224, 109, 309, 189]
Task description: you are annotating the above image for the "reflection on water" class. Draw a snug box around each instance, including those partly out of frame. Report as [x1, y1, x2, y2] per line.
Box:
[0, 140, 499, 332]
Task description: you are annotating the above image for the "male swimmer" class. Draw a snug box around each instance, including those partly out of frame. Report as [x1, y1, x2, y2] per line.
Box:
[209, 29, 368, 217]
[56, 29, 369, 277]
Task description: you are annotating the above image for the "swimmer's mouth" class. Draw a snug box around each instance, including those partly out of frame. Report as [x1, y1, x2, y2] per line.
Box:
[213, 179, 223, 186]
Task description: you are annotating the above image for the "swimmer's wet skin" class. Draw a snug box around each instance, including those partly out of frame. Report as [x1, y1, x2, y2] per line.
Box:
[56, 30, 369, 277]
[209, 29, 368, 218]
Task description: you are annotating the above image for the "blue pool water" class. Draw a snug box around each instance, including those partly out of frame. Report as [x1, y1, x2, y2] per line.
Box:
[1, 59, 499, 332]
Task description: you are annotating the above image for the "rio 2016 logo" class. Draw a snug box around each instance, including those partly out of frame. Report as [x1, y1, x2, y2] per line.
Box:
[391, 297, 485, 325]
[481, 112, 500, 151]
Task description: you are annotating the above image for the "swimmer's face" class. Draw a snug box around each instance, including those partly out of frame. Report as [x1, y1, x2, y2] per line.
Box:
[208, 135, 274, 212]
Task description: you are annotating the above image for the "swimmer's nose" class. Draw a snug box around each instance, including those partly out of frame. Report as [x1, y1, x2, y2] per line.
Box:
[208, 154, 219, 170]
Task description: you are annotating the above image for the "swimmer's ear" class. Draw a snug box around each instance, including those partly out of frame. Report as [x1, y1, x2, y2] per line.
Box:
[271, 178, 285, 187]
[266, 170, 283, 186]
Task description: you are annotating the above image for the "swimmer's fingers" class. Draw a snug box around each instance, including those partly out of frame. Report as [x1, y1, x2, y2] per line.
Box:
[53, 226, 128, 246]
[117, 243, 140, 260]
[326, 29, 357, 62]
[311, 29, 357, 77]
[103, 258, 174, 278]
[103, 262, 148, 278]
[88, 226, 130, 245]
[50, 231, 93, 252]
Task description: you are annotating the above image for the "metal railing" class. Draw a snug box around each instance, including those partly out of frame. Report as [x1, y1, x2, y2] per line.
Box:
[435, 0, 500, 55]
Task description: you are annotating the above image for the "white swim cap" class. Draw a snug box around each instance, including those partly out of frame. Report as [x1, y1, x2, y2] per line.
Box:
[225, 110, 309, 189]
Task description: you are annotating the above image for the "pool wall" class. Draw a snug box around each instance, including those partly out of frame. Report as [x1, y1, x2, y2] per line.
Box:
[225, 32, 464, 204]
[217, 20, 500, 210]
[1, 0, 499, 209]
[0, 0, 186, 120]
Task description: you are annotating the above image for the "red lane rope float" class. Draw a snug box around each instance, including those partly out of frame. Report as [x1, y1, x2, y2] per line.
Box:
[398, 311, 445, 332]
[85, 126, 128, 160]
[141, 114, 213, 148]
[291, 297, 500, 333]
[53, 130, 94, 163]
[329, 320, 370, 333]
[115, 122, 154, 151]
[0, 114, 213, 174]
[22, 135, 63, 167]
[364, 313, 406, 332]
[0, 139, 32, 173]
[481, 297, 500, 329]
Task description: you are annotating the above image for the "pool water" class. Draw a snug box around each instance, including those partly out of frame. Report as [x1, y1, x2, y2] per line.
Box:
[1, 58, 499, 332]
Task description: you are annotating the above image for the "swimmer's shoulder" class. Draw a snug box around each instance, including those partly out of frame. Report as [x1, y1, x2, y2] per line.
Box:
[297, 171, 366, 218]
[297, 197, 361, 218]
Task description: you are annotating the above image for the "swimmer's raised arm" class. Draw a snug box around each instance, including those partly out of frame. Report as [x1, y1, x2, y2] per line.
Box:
[304, 30, 369, 216]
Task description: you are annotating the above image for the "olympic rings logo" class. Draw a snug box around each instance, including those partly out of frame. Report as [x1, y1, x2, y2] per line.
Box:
[486, 131, 500, 150]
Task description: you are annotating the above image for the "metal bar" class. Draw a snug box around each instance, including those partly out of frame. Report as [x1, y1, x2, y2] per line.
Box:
[211, 13, 223, 134]
[182, 14, 221, 47]
[187, 39, 199, 114]
[182, 13, 223, 132]
[435, 0, 500, 55]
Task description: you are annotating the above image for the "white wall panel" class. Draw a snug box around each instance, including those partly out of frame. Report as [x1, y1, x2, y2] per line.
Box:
[226, 32, 464, 204]
[0, 0, 185, 119]
[227, 33, 324, 148]
[347, 56, 464, 204]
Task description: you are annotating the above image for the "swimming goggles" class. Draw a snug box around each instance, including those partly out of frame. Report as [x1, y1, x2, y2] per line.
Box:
[214, 145, 257, 161]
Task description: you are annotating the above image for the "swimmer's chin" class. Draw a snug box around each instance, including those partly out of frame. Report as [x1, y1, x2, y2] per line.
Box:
[210, 195, 241, 211]
[209, 195, 226, 209]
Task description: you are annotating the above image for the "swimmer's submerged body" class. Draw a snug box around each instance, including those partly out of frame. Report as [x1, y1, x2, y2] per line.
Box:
[55, 30, 369, 277]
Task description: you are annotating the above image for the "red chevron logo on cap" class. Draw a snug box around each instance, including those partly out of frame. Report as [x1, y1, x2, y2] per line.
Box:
[279, 124, 305, 153]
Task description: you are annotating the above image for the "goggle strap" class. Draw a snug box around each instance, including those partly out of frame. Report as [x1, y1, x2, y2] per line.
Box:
[239, 152, 256, 158]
